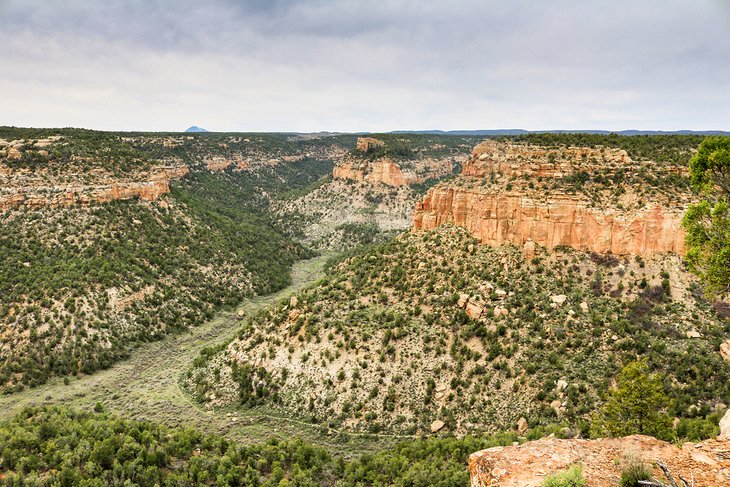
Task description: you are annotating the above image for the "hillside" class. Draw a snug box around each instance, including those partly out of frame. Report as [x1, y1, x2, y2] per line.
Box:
[0, 128, 348, 393]
[187, 225, 730, 435]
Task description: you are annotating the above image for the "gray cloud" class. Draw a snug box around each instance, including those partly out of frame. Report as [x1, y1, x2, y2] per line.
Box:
[0, 0, 728, 131]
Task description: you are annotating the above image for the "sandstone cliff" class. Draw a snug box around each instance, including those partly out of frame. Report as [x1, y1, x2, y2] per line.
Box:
[332, 138, 458, 186]
[413, 140, 692, 255]
[0, 165, 189, 210]
[469, 435, 730, 486]
[414, 187, 685, 255]
[333, 157, 454, 186]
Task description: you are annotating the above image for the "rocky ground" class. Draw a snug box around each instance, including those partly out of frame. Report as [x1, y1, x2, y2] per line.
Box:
[469, 434, 730, 486]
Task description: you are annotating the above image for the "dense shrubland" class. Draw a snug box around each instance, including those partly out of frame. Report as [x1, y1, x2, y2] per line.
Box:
[189, 226, 730, 437]
[0, 406, 517, 486]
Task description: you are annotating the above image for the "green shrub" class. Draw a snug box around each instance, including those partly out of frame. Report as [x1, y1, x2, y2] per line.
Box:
[619, 454, 652, 487]
[542, 464, 585, 487]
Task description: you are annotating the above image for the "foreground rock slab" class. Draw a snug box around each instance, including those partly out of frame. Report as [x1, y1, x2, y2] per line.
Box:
[469, 435, 730, 486]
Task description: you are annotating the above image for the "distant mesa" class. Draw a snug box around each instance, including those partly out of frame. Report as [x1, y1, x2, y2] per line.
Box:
[184, 126, 208, 133]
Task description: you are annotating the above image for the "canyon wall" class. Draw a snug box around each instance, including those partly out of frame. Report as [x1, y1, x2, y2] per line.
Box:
[414, 187, 685, 255]
[413, 141, 690, 256]
[463, 139, 632, 178]
[0, 166, 189, 210]
[333, 158, 452, 186]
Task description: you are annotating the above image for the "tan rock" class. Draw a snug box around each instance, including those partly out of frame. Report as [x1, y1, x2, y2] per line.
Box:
[457, 293, 469, 308]
[355, 137, 385, 153]
[290, 296, 298, 308]
[522, 239, 537, 259]
[719, 410, 730, 440]
[720, 340, 730, 362]
[430, 419, 446, 433]
[6, 147, 22, 160]
[551, 295, 567, 306]
[412, 140, 687, 256]
[686, 330, 702, 339]
[466, 302, 483, 320]
[517, 417, 528, 435]
[469, 436, 730, 487]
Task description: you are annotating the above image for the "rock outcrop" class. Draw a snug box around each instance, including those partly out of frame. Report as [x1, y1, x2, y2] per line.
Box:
[355, 137, 385, 153]
[414, 187, 685, 255]
[333, 157, 448, 186]
[0, 166, 189, 210]
[413, 140, 690, 256]
[463, 140, 634, 178]
[469, 435, 730, 486]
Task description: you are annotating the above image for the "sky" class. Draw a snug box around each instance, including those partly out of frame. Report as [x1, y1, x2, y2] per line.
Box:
[0, 0, 729, 132]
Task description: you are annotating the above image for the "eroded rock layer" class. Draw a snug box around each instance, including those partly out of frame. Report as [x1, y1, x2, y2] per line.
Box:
[414, 187, 685, 255]
[0, 166, 189, 210]
[413, 140, 690, 255]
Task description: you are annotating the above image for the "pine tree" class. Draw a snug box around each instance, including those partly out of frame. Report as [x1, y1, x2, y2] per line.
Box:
[591, 359, 673, 440]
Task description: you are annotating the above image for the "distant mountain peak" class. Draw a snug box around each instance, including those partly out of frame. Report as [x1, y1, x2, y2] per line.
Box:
[184, 126, 208, 133]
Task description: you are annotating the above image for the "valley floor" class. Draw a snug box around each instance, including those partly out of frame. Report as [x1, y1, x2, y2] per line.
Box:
[0, 255, 404, 456]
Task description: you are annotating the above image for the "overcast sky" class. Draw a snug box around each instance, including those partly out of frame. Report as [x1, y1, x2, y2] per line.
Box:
[1, 0, 728, 132]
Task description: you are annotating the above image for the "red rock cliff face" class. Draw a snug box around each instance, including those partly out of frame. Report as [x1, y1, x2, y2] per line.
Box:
[0, 166, 189, 211]
[414, 187, 685, 255]
[333, 158, 436, 186]
[413, 141, 689, 256]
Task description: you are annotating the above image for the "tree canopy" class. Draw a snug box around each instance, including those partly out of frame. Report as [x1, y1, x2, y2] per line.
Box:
[683, 136, 730, 296]
[591, 360, 673, 440]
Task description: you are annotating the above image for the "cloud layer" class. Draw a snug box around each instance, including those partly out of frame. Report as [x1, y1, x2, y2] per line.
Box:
[1, 0, 728, 131]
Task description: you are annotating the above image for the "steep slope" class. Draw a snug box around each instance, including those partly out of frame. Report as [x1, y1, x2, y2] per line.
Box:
[188, 225, 730, 435]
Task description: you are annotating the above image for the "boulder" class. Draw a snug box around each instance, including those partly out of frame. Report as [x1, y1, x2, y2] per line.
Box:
[6, 147, 21, 160]
[720, 340, 730, 362]
[457, 293, 469, 308]
[466, 302, 483, 319]
[719, 410, 730, 440]
[550, 295, 567, 306]
[290, 296, 298, 308]
[580, 301, 589, 312]
[686, 330, 702, 339]
[517, 417, 528, 435]
[430, 420, 446, 433]
[556, 379, 568, 392]
[522, 239, 536, 259]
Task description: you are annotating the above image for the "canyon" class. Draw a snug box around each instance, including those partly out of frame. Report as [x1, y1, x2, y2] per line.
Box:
[414, 140, 691, 255]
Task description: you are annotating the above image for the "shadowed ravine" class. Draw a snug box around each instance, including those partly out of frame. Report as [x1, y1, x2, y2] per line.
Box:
[0, 255, 402, 455]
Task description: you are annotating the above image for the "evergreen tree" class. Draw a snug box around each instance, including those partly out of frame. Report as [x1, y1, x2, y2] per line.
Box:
[683, 136, 730, 296]
[591, 360, 673, 440]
